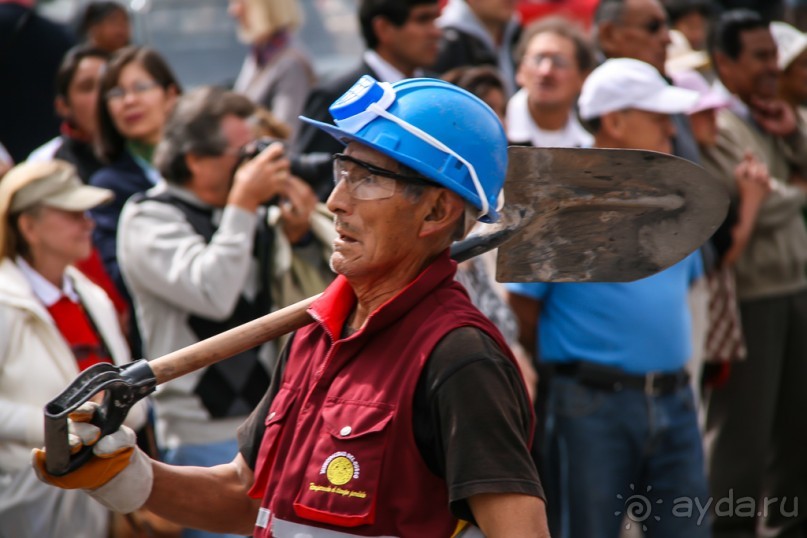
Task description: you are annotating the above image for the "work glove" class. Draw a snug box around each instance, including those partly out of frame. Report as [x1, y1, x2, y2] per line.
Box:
[32, 402, 153, 514]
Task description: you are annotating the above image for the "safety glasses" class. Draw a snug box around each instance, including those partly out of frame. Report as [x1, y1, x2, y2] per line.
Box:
[332, 153, 432, 200]
[331, 78, 492, 217]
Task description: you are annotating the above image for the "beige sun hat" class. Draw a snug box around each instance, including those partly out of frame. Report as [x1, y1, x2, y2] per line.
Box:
[665, 29, 710, 75]
[0, 160, 113, 259]
[771, 21, 807, 71]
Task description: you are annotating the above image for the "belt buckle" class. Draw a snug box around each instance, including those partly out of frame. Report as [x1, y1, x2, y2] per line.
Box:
[644, 372, 658, 396]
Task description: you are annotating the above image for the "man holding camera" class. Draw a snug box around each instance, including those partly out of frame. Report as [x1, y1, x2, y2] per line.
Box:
[115, 87, 331, 538]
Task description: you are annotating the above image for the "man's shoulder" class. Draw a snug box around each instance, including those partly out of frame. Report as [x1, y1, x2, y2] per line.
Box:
[120, 186, 189, 225]
[435, 27, 495, 68]
[427, 326, 512, 381]
[311, 62, 376, 100]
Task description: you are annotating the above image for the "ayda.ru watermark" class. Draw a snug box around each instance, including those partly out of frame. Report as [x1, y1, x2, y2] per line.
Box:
[616, 484, 799, 530]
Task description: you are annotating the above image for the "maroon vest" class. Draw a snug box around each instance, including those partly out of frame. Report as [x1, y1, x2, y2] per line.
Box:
[249, 252, 520, 537]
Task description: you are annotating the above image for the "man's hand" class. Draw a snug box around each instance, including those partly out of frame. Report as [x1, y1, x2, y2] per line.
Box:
[229, 141, 291, 212]
[32, 402, 153, 513]
[734, 151, 772, 203]
[750, 97, 797, 137]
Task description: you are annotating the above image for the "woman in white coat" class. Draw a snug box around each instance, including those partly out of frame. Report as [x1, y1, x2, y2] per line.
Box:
[0, 160, 147, 537]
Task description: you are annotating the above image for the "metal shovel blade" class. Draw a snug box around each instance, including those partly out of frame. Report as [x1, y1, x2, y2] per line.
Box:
[493, 147, 729, 283]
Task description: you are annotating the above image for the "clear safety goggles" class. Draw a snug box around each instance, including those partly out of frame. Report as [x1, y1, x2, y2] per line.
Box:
[332, 153, 433, 200]
[332, 80, 491, 218]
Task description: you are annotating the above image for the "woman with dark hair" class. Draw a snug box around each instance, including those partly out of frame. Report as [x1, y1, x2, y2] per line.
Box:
[89, 46, 181, 353]
[76, 1, 131, 53]
[28, 44, 131, 337]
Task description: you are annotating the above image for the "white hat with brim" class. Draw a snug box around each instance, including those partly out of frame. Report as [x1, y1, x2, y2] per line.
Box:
[671, 69, 732, 115]
[579, 58, 700, 120]
[665, 29, 710, 75]
[1, 160, 113, 214]
[0, 160, 113, 259]
[771, 21, 807, 71]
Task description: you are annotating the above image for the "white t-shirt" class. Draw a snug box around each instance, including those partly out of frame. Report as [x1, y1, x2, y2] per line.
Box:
[506, 88, 592, 148]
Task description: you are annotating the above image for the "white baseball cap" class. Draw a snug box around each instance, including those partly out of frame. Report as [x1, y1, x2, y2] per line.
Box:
[770, 21, 807, 71]
[578, 58, 699, 120]
[671, 70, 731, 114]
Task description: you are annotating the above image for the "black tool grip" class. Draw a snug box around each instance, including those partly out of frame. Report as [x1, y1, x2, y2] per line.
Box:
[43, 359, 157, 476]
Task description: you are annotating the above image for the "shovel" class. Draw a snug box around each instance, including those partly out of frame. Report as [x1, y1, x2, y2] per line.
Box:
[43, 146, 728, 475]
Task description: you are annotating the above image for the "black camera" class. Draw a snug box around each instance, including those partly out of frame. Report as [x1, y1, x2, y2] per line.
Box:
[238, 137, 285, 164]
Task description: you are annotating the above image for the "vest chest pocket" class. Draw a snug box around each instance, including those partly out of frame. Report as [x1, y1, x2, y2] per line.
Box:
[249, 384, 299, 498]
[293, 399, 395, 528]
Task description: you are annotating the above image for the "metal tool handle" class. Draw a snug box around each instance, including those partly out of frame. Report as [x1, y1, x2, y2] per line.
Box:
[44, 360, 156, 476]
[43, 295, 317, 476]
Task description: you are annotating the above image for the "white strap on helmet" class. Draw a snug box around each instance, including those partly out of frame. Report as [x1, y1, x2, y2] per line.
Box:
[332, 80, 490, 219]
[367, 101, 490, 219]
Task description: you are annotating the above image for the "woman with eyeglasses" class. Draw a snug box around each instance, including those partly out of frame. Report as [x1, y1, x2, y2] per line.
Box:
[0, 160, 146, 538]
[88, 46, 181, 356]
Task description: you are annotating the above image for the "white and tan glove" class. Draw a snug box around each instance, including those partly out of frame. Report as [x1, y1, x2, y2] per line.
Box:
[32, 402, 153, 513]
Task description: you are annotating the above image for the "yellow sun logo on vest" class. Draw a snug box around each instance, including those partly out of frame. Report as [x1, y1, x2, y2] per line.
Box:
[322, 452, 360, 486]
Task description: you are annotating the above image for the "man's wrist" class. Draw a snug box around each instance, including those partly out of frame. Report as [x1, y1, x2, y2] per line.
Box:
[87, 446, 153, 514]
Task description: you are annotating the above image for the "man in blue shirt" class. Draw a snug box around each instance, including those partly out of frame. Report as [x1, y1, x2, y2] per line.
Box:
[507, 58, 710, 538]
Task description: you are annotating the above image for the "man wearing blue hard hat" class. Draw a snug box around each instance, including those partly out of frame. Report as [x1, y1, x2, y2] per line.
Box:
[34, 75, 550, 537]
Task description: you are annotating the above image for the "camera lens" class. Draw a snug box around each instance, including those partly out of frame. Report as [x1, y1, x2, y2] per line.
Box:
[238, 137, 285, 163]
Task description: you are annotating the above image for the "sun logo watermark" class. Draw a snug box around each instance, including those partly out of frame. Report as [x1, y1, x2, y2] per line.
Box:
[615, 484, 663, 531]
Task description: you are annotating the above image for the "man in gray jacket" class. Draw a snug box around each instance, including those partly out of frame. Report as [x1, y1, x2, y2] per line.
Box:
[116, 86, 329, 538]
[701, 10, 807, 537]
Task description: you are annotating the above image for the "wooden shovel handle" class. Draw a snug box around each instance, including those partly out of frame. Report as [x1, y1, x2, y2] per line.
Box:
[149, 295, 319, 385]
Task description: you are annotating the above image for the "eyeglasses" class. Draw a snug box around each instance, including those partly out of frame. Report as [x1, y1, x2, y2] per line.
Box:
[332, 153, 432, 200]
[624, 17, 669, 35]
[525, 53, 573, 70]
[104, 80, 160, 102]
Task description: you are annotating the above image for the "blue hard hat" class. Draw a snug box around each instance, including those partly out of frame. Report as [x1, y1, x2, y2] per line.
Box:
[299, 76, 508, 222]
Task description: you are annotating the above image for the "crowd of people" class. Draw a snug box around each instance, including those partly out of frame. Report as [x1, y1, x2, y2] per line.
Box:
[2, 0, 807, 536]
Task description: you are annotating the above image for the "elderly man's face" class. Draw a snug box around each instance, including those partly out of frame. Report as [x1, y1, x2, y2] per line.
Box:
[718, 27, 779, 103]
[517, 31, 586, 112]
[188, 114, 254, 207]
[600, 0, 671, 74]
[326, 143, 432, 281]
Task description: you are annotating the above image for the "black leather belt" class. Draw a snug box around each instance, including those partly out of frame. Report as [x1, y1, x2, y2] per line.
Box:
[552, 361, 689, 396]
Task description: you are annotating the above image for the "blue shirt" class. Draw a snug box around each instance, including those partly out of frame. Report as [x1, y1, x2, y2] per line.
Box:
[506, 253, 703, 374]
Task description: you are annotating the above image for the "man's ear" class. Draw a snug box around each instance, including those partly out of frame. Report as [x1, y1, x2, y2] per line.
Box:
[185, 153, 204, 177]
[515, 60, 527, 89]
[372, 15, 394, 49]
[600, 110, 625, 140]
[55, 96, 71, 121]
[597, 22, 619, 58]
[419, 189, 465, 238]
[712, 51, 732, 87]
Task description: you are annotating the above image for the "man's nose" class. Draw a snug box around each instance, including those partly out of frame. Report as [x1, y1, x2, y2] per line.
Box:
[327, 175, 352, 214]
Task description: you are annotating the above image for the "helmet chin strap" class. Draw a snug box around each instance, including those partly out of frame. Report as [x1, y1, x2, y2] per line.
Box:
[366, 102, 490, 220]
